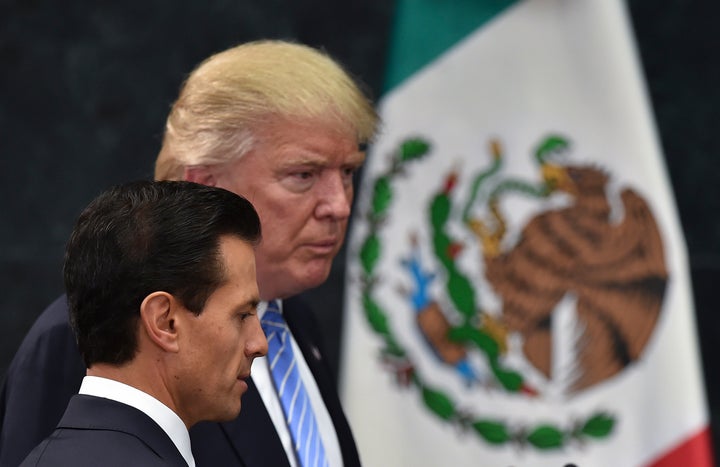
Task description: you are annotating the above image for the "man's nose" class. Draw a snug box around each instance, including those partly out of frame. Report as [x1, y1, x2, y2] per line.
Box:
[314, 172, 351, 220]
[248, 320, 268, 358]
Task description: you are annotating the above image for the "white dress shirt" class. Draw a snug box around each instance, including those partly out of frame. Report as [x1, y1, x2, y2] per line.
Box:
[253, 300, 343, 467]
[79, 375, 195, 467]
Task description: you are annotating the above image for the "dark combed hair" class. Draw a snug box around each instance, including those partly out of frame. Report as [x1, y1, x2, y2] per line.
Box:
[63, 180, 261, 367]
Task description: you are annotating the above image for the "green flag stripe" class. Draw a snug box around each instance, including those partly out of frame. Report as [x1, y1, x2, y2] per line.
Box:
[384, 0, 519, 93]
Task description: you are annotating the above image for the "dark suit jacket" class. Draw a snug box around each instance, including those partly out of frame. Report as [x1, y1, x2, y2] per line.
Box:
[0, 295, 360, 467]
[19, 394, 188, 466]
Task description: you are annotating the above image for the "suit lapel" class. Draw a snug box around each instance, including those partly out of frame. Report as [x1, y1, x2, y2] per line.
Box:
[60, 394, 189, 466]
[283, 302, 334, 397]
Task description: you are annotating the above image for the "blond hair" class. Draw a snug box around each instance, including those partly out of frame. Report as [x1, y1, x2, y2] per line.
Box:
[155, 40, 379, 180]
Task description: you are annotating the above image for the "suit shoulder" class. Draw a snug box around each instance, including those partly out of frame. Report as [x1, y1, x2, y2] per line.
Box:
[21, 427, 178, 466]
[5, 294, 80, 371]
[14, 295, 73, 353]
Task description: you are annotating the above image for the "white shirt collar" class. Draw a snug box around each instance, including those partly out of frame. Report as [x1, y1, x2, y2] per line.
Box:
[79, 375, 195, 467]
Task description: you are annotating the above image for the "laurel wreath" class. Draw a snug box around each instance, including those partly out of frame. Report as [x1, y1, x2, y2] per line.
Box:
[357, 137, 615, 450]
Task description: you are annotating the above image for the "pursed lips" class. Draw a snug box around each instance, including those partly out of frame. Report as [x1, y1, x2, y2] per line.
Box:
[236, 373, 251, 392]
[303, 238, 338, 254]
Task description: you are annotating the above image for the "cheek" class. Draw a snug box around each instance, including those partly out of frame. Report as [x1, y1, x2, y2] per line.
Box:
[260, 208, 308, 244]
[257, 219, 292, 259]
[205, 334, 240, 379]
[190, 329, 225, 364]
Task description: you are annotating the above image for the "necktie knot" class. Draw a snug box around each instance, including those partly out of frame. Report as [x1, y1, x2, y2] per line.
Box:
[261, 300, 287, 336]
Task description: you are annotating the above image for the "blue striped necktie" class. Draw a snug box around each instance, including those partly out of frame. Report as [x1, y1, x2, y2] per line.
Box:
[261, 300, 329, 467]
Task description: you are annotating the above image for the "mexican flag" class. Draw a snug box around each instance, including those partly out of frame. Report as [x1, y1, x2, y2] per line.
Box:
[340, 1, 714, 466]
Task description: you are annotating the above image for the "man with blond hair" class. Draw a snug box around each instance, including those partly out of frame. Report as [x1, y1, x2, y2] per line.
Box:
[1, 40, 379, 467]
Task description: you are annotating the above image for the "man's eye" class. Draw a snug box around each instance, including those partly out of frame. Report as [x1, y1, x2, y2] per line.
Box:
[342, 167, 358, 185]
[281, 170, 316, 193]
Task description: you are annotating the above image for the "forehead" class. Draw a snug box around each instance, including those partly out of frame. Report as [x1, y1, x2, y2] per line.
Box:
[254, 118, 362, 157]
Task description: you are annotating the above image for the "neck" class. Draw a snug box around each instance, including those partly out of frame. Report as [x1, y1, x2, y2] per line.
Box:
[87, 361, 182, 424]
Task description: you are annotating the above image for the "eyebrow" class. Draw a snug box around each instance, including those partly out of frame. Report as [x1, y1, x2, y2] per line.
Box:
[279, 152, 365, 169]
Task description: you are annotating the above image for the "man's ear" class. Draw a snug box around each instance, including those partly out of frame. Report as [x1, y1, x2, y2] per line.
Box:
[183, 165, 217, 186]
[140, 292, 180, 353]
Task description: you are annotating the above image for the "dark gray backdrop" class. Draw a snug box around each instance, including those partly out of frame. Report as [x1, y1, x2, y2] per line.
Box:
[1, 0, 718, 453]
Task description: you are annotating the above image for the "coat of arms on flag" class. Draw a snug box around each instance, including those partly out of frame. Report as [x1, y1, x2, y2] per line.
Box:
[356, 133, 665, 450]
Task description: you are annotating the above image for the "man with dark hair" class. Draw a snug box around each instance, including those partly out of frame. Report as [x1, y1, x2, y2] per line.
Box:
[20, 181, 267, 466]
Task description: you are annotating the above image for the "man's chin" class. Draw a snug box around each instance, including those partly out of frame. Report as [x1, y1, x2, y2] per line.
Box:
[295, 263, 333, 292]
[258, 260, 333, 298]
[300, 275, 331, 292]
[219, 404, 243, 422]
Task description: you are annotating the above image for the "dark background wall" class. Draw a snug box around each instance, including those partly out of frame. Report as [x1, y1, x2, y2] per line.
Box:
[1, 0, 718, 453]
